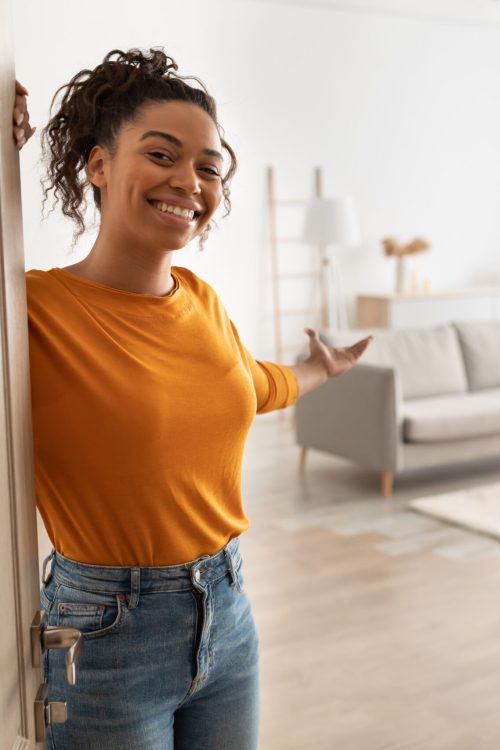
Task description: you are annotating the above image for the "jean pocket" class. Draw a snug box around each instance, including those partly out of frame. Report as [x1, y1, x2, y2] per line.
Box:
[54, 585, 126, 640]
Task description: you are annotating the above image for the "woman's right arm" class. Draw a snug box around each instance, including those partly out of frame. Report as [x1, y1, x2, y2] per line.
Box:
[12, 80, 36, 150]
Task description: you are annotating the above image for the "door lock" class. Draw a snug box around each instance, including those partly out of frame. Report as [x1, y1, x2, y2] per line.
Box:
[34, 682, 67, 742]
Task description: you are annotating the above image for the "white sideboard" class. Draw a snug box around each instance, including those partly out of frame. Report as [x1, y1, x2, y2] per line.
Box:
[356, 288, 500, 329]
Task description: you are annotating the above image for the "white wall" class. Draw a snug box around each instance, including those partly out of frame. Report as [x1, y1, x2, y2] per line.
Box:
[13, 0, 500, 360]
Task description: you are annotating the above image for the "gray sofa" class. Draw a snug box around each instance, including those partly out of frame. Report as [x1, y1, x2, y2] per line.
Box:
[295, 321, 500, 497]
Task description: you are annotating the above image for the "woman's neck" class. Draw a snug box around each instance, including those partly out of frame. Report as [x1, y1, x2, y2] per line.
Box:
[62, 241, 176, 297]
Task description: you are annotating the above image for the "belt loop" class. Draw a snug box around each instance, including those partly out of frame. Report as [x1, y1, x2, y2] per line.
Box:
[41, 548, 56, 585]
[224, 544, 242, 592]
[127, 568, 141, 609]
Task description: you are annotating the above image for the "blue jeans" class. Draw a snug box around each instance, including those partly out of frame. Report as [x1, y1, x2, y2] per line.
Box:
[40, 536, 260, 749]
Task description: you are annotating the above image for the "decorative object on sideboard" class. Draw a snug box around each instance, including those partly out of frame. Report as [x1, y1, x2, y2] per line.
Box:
[382, 237, 430, 294]
[303, 196, 360, 330]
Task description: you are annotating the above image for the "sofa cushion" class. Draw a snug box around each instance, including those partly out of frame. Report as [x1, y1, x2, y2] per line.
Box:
[402, 390, 500, 442]
[454, 321, 500, 391]
[325, 325, 468, 400]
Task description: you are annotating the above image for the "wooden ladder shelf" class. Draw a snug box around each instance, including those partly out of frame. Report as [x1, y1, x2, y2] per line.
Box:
[267, 166, 324, 363]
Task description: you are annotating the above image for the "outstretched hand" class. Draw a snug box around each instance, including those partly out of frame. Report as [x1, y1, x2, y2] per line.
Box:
[304, 327, 373, 379]
[13, 80, 36, 150]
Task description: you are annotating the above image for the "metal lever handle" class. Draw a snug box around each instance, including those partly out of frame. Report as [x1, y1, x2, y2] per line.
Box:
[42, 626, 82, 685]
[31, 611, 83, 685]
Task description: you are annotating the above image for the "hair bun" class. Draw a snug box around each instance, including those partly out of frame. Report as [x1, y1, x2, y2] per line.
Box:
[105, 48, 179, 79]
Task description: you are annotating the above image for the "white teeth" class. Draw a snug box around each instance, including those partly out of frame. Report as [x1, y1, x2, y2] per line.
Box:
[152, 201, 195, 221]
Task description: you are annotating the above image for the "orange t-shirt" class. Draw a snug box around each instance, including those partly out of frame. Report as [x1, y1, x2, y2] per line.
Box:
[25, 266, 298, 566]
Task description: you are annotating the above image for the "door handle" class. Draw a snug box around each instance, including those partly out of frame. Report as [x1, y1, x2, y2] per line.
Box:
[31, 610, 83, 685]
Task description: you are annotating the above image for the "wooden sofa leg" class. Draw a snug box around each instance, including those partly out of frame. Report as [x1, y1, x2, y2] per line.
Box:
[381, 471, 394, 499]
[298, 447, 307, 473]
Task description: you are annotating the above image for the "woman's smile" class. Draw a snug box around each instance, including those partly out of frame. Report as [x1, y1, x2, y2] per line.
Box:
[146, 192, 205, 228]
[147, 199, 198, 226]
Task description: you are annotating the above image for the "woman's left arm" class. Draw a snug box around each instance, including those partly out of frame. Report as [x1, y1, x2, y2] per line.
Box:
[290, 328, 373, 398]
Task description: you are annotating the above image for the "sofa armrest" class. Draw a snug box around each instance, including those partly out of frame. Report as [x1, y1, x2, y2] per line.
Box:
[295, 363, 401, 472]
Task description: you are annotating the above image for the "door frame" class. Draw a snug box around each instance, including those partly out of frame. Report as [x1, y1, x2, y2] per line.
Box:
[0, 1, 43, 747]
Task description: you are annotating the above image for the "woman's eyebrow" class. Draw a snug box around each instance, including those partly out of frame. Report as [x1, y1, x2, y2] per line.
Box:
[140, 130, 223, 160]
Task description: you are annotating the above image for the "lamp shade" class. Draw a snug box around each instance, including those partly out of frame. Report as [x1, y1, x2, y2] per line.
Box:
[302, 197, 360, 246]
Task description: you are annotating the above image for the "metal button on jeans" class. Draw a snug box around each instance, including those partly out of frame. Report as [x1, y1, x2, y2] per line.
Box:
[194, 570, 201, 582]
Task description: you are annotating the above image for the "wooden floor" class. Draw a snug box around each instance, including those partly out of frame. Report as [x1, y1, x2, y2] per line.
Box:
[240, 416, 500, 750]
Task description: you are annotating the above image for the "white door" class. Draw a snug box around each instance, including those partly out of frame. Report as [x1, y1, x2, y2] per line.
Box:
[0, 2, 49, 747]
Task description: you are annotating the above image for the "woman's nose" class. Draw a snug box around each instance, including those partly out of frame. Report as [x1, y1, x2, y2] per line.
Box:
[168, 164, 201, 194]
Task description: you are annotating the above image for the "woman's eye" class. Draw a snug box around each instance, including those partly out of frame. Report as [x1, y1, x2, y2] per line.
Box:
[201, 167, 221, 177]
[149, 152, 172, 162]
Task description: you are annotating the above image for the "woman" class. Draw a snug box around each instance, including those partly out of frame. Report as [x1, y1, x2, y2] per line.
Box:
[13, 48, 371, 750]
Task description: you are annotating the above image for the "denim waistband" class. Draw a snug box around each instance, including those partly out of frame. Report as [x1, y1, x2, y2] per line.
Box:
[41, 536, 243, 595]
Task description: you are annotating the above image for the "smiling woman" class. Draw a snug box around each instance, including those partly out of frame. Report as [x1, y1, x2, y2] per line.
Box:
[41, 49, 235, 247]
[75, 97, 227, 288]
[14, 46, 371, 750]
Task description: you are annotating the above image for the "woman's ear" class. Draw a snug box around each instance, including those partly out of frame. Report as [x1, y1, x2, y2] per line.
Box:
[85, 145, 108, 189]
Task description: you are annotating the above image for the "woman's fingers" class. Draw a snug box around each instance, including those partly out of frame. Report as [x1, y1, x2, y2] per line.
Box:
[348, 336, 373, 358]
[304, 328, 324, 354]
[12, 82, 35, 150]
[304, 327, 318, 339]
[13, 120, 28, 149]
[14, 92, 28, 120]
[14, 108, 24, 126]
[15, 79, 29, 96]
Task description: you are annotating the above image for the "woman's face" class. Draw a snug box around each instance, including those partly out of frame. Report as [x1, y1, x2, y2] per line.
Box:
[87, 100, 224, 251]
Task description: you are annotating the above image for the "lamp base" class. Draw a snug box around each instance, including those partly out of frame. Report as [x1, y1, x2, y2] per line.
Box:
[322, 255, 349, 331]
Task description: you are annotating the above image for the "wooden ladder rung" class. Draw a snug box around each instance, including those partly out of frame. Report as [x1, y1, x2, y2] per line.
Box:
[271, 200, 308, 207]
[281, 308, 318, 316]
[270, 237, 305, 244]
[279, 272, 320, 280]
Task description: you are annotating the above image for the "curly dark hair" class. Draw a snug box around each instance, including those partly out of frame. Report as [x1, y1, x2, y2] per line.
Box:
[40, 47, 237, 247]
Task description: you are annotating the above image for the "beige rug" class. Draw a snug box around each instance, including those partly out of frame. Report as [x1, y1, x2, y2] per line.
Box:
[410, 482, 500, 540]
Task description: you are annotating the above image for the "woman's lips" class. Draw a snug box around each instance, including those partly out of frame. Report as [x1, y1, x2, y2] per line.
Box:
[147, 200, 197, 226]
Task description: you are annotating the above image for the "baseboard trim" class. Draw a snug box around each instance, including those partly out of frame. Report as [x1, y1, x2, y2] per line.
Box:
[12, 735, 31, 750]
